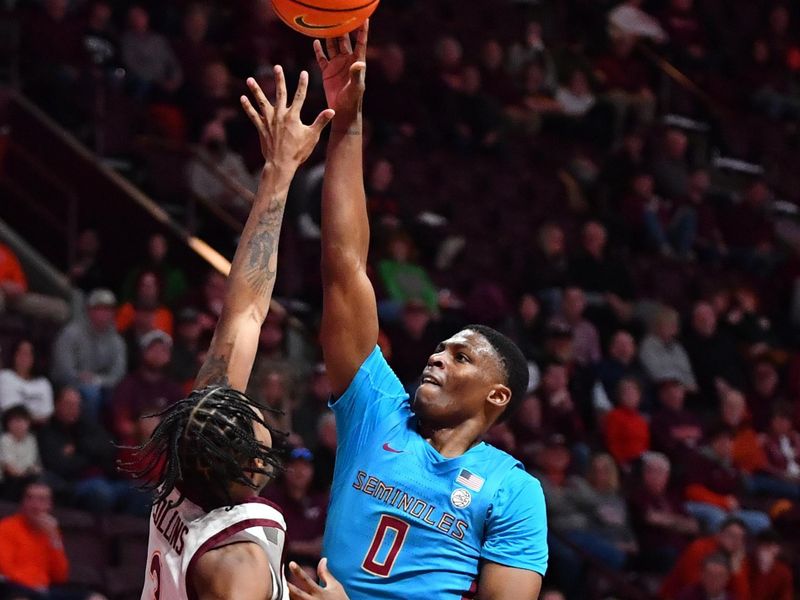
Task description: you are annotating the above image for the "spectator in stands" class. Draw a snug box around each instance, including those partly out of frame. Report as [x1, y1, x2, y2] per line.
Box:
[172, 4, 219, 95]
[38, 387, 137, 515]
[554, 70, 596, 120]
[717, 389, 770, 487]
[168, 307, 202, 389]
[263, 448, 327, 569]
[660, 0, 709, 70]
[598, 130, 647, 209]
[505, 61, 562, 133]
[120, 5, 182, 100]
[385, 300, 442, 392]
[378, 231, 439, 320]
[0, 339, 54, 425]
[568, 220, 635, 307]
[292, 364, 332, 448]
[121, 233, 187, 307]
[538, 437, 627, 575]
[596, 329, 644, 400]
[186, 119, 256, 219]
[684, 301, 745, 410]
[116, 270, 173, 337]
[502, 293, 546, 361]
[640, 307, 698, 392]
[650, 378, 704, 460]
[584, 453, 638, 556]
[760, 404, 800, 498]
[449, 65, 505, 153]
[369, 44, 423, 141]
[0, 481, 68, 599]
[81, 0, 118, 74]
[478, 40, 514, 103]
[682, 169, 726, 262]
[746, 359, 785, 431]
[675, 553, 735, 600]
[51, 289, 126, 421]
[0, 243, 69, 324]
[507, 21, 556, 84]
[721, 180, 776, 273]
[750, 529, 794, 600]
[661, 517, 751, 600]
[109, 330, 182, 442]
[594, 36, 656, 139]
[252, 367, 293, 435]
[186, 61, 241, 134]
[509, 394, 545, 470]
[684, 427, 771, 534]
[630, 452, 699, 572]
[608, 0, 668, 44]
[604, 377, 650, 466]
[525, 222, 569, 312]
[67, 229, 107, 293]
[725, 288, 777, 360]
[549, 286, 601, 367]
[537, 361, 586, 453]
[312, 413, 336, 494]
[0, 406, 42, 501]
[652, 128, 692, 201]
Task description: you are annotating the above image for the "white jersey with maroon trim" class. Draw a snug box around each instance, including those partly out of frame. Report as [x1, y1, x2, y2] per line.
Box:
[141, 490, 289, 600]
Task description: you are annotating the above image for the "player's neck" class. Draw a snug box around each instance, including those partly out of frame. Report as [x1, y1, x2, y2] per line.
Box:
[419, 420, 483, 458]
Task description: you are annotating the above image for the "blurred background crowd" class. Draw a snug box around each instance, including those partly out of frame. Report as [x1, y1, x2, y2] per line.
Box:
[1, 0, 800, 598]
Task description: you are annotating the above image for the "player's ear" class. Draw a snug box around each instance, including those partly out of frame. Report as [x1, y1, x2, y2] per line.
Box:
[486, 384, 511, 410]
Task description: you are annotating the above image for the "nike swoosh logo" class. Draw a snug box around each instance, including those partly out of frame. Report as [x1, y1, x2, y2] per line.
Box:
[382, 443, 403, 454]
[294, 15, 350, 30]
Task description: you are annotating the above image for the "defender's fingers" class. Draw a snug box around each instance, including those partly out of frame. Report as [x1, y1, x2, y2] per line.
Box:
[310, 109, 336, 135]
[349, 61, 366, 86]
[354, 19, 369, 61]
[289, 561, 320, 590]
[313, 40, 329, 69]
[326, 37, 339, 58]
[287, 583, 315, 600]
[274, 65, 287, 109]
[240, 95, 266, 132]
[317, 558, 334, 587]
[291, 71, 309, 113]
[337, 32, 353, 55]
[247, 77, 273, 120]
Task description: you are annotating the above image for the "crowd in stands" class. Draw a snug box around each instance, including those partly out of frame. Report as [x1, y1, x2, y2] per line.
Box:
[2, 0, 800, 598]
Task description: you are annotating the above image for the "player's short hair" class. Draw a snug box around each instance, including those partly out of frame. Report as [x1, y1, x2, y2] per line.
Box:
[122, 386, 284, 511]
[463, 324, 529, 421]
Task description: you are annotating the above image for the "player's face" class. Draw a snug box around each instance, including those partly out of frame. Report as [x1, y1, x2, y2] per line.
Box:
[414, 331, 508, 426]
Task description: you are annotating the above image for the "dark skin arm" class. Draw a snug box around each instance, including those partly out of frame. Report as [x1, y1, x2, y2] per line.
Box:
[315, 22, 380, 395]
[478, 563, 542, 600]
[193, 542, 272, 600]
[195, 68, 334, 392]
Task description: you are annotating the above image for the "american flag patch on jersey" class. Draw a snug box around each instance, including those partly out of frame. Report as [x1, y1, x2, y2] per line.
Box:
[455, 469, 485, 492]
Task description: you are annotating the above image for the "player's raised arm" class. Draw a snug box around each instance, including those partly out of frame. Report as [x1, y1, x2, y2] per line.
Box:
[195, 68, 335, 391]
[314, 22, 379, 395]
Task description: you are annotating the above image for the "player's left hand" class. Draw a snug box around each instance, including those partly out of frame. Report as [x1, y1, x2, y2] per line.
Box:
[287, 558, 349, 600]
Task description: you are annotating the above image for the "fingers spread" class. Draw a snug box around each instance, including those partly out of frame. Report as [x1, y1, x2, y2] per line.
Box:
[247, 76, 273, 120]
[326, 37, 339, 59]
[240, 95, 265, 133]
[310, 108, 336, 135]
[274, 65, 287, 109]
[291, 70, 309, 113]
[337, 32, 353, 55]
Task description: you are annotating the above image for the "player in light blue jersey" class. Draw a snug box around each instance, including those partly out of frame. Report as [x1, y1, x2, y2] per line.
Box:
[297, 21, 548, 600]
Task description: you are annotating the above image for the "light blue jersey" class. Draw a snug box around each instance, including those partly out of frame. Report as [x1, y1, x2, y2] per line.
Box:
[322, 347, 548, 599]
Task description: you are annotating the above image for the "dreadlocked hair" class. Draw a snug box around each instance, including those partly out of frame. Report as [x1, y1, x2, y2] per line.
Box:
[120, 386, 286, 512]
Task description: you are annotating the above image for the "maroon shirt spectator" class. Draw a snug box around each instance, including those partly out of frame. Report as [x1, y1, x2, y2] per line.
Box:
[650, 380, 704, 461]
[761, 406, 800, 485]
[549, 287, 601, 367]
[479, 40, 515, 103]
[110, 330, 182, 441]
[676, 554, 735, 600]
[660, 0, 708, 60]
[595, 37, 652, 94]
[746, 359, 785, 431]
[509, 394, 546, 470]
[568, 221, 635, 301]
[264, 448, 327, 567]
[629, 452, 699, 572]
[23, 0, 82, 75]
[720, 181, 775, 253]
[537, 361, 586, 445]
[172, 5, 221, 94]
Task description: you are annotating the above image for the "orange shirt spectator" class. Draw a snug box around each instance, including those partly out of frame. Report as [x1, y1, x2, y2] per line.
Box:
[0, 483, 69, 590]
[604, 378, 650, 465]
[116, 302, 174, 336]
[661, 523, 751, 600]
[0, 243, 28, 292]
[731, 425, 767, 474]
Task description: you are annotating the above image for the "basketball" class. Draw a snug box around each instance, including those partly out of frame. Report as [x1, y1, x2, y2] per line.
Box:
[271, 0, 379, 38]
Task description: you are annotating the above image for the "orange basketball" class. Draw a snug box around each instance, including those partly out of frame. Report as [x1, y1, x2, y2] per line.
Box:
[271, 0, 379, 38]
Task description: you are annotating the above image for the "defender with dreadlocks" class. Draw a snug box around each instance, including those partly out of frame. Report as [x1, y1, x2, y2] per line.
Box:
[130, 68, 335, 600]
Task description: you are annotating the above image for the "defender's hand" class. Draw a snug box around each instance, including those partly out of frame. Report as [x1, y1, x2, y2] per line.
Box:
[288, 559, 349, 600]
[313, 20, 369, 121]
[241, 67, 335, 168]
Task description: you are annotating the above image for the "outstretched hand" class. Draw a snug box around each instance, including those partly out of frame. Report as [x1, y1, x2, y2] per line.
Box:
[313, 20, 369, 121]
[240, 66, 335, 168]
[288, 558, 349, 600]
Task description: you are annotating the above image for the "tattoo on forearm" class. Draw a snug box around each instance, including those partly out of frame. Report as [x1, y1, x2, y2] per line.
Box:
[196, 353, 230, 387]
[242, 197, 286, 297]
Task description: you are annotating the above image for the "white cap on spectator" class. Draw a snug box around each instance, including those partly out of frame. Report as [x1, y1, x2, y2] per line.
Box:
[87, 288, 117, 308]
[140, 329, 173, 350]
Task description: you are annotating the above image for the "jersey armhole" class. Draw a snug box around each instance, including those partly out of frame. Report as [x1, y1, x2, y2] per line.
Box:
[184, 517, 285, 600]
